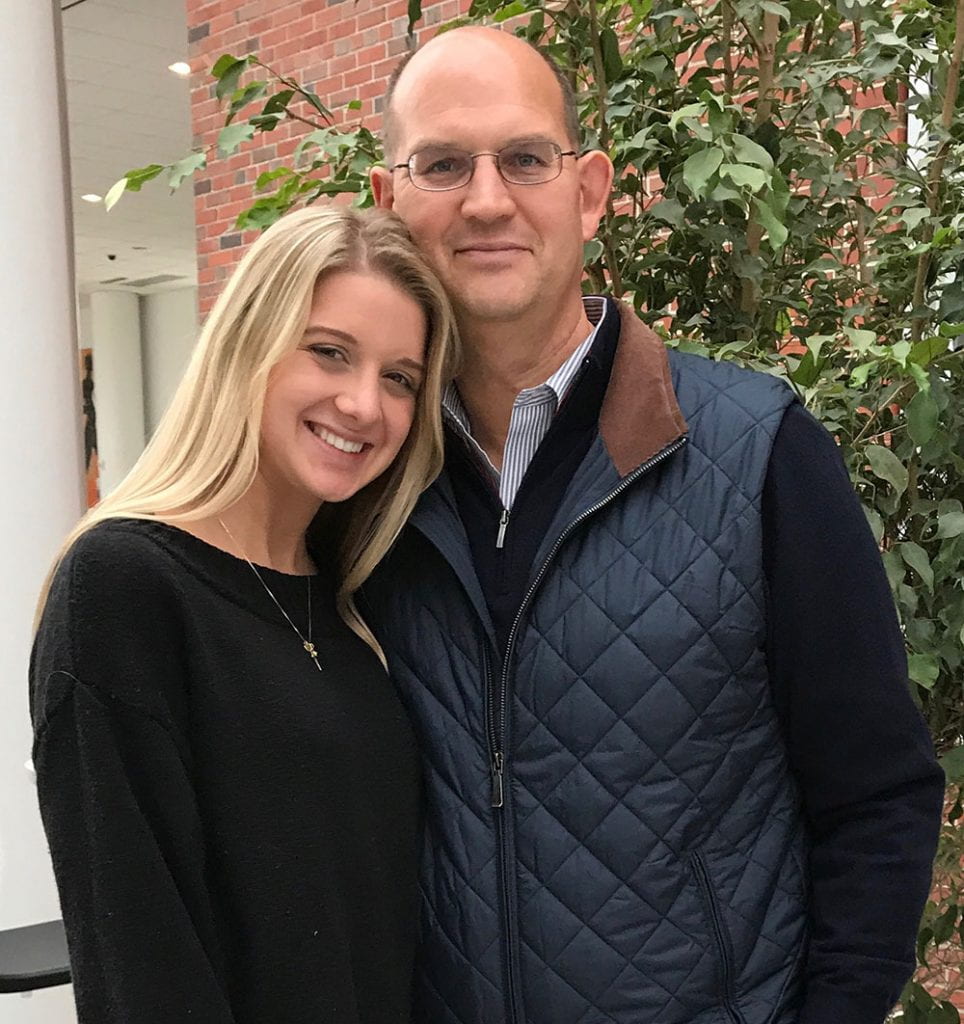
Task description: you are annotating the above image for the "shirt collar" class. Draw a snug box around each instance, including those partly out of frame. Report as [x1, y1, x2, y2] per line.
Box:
[443, 296, 608, 431]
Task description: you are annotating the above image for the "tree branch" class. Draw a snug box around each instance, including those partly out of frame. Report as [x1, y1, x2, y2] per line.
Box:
[740, 11, 781, 318]
[721, 0, 735, 95]
[587, 0, 624, 297]
[911, 0, 964, 341]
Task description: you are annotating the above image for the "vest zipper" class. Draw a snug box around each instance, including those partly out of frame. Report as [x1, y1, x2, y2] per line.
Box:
[690, 852, 746, 1024]
[487, 433, 688, 1024]
[496, 508, 510, 549]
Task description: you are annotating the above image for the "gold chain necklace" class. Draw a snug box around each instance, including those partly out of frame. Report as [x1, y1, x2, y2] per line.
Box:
[217, 517, 322, 672]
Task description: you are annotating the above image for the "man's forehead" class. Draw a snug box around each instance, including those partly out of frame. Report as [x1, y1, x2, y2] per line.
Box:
[401, 103, 562, 151]
[389, 31, 568, 150]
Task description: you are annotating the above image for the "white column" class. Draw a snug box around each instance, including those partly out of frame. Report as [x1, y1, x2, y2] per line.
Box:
[0, 4, 87, 1016]
[89, 291, 146, 494]
[141, 287, 199, 434]
[0, 0, 85, 938]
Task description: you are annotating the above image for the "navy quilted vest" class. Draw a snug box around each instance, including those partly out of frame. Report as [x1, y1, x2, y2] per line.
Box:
[367, 348, 806, 1024]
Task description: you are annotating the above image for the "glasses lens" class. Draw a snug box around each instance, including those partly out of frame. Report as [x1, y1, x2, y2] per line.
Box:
[410, 148, 472, 190]
[498, 141, 561, 184]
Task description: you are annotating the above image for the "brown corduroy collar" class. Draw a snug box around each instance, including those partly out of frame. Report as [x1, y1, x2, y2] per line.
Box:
[599, 303, 689, 477]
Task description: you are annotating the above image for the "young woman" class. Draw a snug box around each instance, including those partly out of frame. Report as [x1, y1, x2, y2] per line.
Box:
[29, 206, 458, 1024]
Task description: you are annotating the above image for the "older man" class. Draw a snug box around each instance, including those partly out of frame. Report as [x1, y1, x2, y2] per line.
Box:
[366, 26, 943, 1024]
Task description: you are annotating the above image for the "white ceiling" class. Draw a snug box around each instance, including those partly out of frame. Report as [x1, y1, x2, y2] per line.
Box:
[61, 0, 197, 294]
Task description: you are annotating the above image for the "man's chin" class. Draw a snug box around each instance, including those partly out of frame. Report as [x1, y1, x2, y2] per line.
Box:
[453, 286, 536, 325]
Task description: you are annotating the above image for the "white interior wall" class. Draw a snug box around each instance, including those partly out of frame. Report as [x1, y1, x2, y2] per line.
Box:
[88, 291, 146, 495]
[141, 287, 199, 435]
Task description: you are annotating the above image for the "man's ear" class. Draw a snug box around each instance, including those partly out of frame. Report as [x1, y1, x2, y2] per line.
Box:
[577, 150, 614, 242]
[371, 166, 395, 209]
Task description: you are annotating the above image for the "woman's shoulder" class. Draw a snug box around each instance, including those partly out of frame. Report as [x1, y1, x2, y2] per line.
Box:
[50, 518, 192, 618]
[63, 516, 178, 576]
[39, 519, 194, 669]
[32, 519, 195, 732]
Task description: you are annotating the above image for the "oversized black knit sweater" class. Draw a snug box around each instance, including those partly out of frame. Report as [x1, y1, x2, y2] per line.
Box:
[29, 519, 420, 1024]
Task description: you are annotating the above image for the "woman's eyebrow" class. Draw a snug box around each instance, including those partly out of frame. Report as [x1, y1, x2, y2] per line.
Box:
[303, 325, 357, 344]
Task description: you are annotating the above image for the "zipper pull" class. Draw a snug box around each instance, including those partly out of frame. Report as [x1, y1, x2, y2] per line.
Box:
[490, 751, 504, 808]
[496, 508, 509, 549]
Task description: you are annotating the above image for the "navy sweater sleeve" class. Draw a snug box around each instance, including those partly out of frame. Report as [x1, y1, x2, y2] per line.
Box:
[762, 403, 945, 1024]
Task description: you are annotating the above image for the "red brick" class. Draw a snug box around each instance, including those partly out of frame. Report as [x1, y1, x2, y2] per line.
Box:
[344, 64, 373, 88]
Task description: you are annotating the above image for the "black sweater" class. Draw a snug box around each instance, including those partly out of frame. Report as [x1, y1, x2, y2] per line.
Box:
[29, 519, 420, 1024]
[444, 302, 944, 1023]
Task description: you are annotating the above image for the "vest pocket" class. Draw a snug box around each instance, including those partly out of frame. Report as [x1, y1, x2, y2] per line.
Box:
[689, 851, 748, 1024]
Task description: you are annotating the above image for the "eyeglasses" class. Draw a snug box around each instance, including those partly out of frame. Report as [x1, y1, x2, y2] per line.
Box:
[391, 140, 578, 192]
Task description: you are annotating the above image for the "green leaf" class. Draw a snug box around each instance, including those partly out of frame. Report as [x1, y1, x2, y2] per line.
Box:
[890, 339, 911, 366]
[936, 512, 964, 539]
[301, 89, 332, 120]
[263, 89, 295, 115]
[909, 336, 948, 365]
[227, 82, 268, 123]
[104, 176, 129, 212]
[168, 152, 206, 190]
[493, 0, 526, 19]
[683, 147, 723, 196]
[882, 549, 904, 590]
[407, 0, 421, 32]
[214, 56, 250, 101]
[769, 169, 790, 215]
[845, 327, 876, 352]
[908, 653, 939, 689]
[256, 167, 295, 190]
[249, 114, 281, 131]
[730, 134, 774, 172]
[600, 28, 623, 84]
[849, 361, 876, 387]
[347, 98, 362, 111]
[901, 207, 929, 231]
[863, 505, 884, 545]
[940, 746, 964, 784]
[751, 197, 788, 250]
[899, 541, 934, 592]
[669, 102, 706, 132]
[124, 164, 165, 191]
[906, 389, 940, 447]
[866, 445, 908, 496]
[931, 903, 959, 945]
[760, 0, 791, 18]
[790, 350, 819, 387]
[217, 122, 256, 157]
[212, 53, 242, 78]
[719, 163, 767, 190]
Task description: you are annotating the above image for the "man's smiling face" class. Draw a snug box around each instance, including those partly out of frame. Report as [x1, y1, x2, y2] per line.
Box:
[372, 29, 612, 329]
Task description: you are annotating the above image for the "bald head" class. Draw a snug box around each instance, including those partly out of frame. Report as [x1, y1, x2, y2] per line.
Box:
[381, 27, 580, 163]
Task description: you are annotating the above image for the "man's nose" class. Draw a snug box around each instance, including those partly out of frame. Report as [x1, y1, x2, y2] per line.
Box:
[459, 155, 516, 221]
[333, 373, 381, 424]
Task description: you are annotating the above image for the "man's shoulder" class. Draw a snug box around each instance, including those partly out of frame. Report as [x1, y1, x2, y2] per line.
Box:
[664, 347, 795, 425]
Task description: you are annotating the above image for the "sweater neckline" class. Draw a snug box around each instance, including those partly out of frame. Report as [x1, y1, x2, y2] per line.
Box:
[100, 518, 340, 628]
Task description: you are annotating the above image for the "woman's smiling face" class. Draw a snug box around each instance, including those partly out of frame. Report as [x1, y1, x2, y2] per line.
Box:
[257, 269, 427, 508]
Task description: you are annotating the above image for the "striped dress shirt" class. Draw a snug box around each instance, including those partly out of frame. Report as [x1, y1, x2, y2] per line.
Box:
[443, 297, 608, 516]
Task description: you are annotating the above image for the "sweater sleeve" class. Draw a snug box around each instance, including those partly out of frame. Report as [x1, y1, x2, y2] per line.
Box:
[29, 524, 236, 1024]
[762, 404, 945, 1024]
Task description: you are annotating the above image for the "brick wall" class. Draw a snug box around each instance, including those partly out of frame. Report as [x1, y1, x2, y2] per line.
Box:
[185, 0, 469, 315]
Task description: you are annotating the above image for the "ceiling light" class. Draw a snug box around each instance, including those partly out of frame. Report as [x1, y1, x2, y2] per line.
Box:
[80, 194, 102, 203]
[168, 61, 191, 76]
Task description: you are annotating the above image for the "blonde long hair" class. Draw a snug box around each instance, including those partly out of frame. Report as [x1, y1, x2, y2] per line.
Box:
[38, 206, 458, 661]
